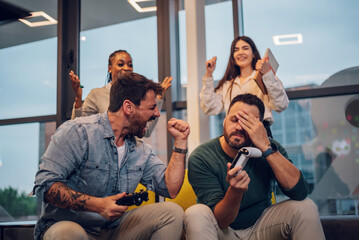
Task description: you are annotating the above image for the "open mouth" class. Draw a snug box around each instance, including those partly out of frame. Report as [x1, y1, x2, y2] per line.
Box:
[236, 56, 247, 61]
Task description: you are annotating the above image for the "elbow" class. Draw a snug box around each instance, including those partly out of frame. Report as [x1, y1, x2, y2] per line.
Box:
[168, 189, 180, 199]
[218, 221, 230, 229]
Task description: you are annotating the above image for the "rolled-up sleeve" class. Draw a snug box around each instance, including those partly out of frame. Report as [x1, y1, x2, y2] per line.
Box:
[262, 71, 289, 113]
[140, 148, 170, 198]
[33, 122, 87, 201]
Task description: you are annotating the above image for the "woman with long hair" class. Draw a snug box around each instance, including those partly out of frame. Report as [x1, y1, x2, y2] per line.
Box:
[200, 36, 288, 136]
[69, 49, 172, 137]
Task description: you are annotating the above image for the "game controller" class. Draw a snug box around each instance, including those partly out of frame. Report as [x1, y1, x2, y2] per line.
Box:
[116, 190, 149, 206]
[230, 147, 262, 173]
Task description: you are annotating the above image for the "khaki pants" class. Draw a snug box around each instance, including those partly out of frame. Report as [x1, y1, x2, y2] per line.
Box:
[43, 202, 184, 240]
[184, 198, 325, 240]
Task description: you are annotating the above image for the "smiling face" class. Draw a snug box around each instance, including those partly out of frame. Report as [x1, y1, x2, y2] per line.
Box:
[223, 101, 260, 149]
[130, 90, 160, 138]
[109, 52, 133, 81]
[232, 39, 255, 70]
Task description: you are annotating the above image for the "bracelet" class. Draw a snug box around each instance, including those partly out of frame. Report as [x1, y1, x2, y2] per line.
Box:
[173, 147, 188, 154]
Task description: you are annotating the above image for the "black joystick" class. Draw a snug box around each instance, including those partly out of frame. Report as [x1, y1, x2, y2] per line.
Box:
[116, 190, 149, 206]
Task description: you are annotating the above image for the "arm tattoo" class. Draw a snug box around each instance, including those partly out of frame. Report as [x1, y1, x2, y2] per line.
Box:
[45, 182, 91, 211]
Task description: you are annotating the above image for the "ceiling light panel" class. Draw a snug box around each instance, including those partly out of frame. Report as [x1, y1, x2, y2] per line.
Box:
[273, 33, 303, 46]
[18, 11, 57, 27]
[128, 0, 156, 13]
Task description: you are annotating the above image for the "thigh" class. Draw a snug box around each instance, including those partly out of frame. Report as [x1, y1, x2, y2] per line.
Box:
[110, 202, 183, 240]
[43, 221, 89, 240]
[248, 199, 315, 240]
[184, 204, 243, 240]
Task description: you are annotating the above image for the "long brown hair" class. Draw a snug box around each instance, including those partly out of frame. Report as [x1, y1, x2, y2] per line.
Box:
[215, 36, 261, 95]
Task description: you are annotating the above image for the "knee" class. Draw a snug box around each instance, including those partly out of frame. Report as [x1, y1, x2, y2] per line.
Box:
[161, 201, 184, 219]
[44, 221, 88, 240]
[184, 204, 216, 227]
[291, 198, 320, 221]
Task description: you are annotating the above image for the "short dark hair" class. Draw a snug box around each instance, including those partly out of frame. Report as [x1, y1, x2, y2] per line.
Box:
[228, 93, 265, 122]
[108, 72, 163, 112]
[108, 49, 130, 66]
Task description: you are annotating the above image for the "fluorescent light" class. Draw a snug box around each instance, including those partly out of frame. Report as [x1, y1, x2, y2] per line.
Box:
[128, 0, 156, 13]
[273, 33, 303, 46]
[19, 11, 57, 27]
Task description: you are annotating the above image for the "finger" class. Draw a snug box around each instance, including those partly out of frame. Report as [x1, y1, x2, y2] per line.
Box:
[168, 119, 177, 127]
[228, 165, 242, 177]
[114, 192, 127, 200]
[179, 123, 189, 132]
[165, 76, 173, 84]
[174, 121, 188, 132]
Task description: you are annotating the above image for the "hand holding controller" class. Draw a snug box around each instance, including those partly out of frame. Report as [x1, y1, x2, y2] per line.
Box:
[116, 190, 149, 206]
[230, 147, 262, 173]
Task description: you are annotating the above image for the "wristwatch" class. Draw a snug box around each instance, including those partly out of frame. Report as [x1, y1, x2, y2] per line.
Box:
[173, 146, 188, 154]
[262, 142, 278, 158]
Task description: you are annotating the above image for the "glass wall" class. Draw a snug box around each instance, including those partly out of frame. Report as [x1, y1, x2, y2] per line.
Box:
[242, 0, 359, 89]
[0, 122, 56, 221]
[0, 0, 57, 222]
[272, 94, 359, 216]
[0, 0, 57, 119]
[0, 39, 57, 119]
[79, 0, 158, 98]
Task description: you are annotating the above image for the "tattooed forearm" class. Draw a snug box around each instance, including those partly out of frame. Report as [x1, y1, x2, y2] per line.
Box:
[45, 182, 91, 211]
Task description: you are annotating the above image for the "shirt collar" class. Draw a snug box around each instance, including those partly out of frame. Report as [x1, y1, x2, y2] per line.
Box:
[101, 111, 137, 151]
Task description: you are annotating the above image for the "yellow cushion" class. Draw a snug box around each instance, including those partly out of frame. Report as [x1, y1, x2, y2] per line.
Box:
[165, 169, 197, 211]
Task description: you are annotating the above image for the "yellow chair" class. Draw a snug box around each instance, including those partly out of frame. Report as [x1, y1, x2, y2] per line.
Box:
[129, 170, 274, 212]
[165, 169, 197, 211]
[165, 169, 276, 209]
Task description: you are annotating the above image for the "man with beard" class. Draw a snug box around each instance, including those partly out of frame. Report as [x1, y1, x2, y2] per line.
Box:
[33, 73, 190, 240]
[184, 93, 325, 240]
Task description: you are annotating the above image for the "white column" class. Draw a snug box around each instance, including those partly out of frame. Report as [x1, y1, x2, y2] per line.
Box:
[185, 0, 210, 154]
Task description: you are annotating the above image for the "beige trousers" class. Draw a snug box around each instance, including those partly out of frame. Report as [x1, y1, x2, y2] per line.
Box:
[184, 198, 325, 240]
[43, 201, 184, 240]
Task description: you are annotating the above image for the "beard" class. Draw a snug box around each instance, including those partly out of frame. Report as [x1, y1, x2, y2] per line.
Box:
[130, 115, 156, 138]
[223, 128, 252, 150]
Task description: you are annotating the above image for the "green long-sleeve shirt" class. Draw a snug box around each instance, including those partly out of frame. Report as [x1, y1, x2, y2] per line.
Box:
[188, 136, 308, 230]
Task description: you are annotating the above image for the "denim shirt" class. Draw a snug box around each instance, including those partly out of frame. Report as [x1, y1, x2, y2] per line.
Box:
[33, 112, 169, 240]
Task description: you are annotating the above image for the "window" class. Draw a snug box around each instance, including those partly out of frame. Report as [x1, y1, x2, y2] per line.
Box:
[0, 0, 57, 222]
[0, 0, 57, 120]
[79, 0, 159, 99]
[242, 0, 359, 88]
[272, 94, 359, 216]
[0, 122, 56, 221]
